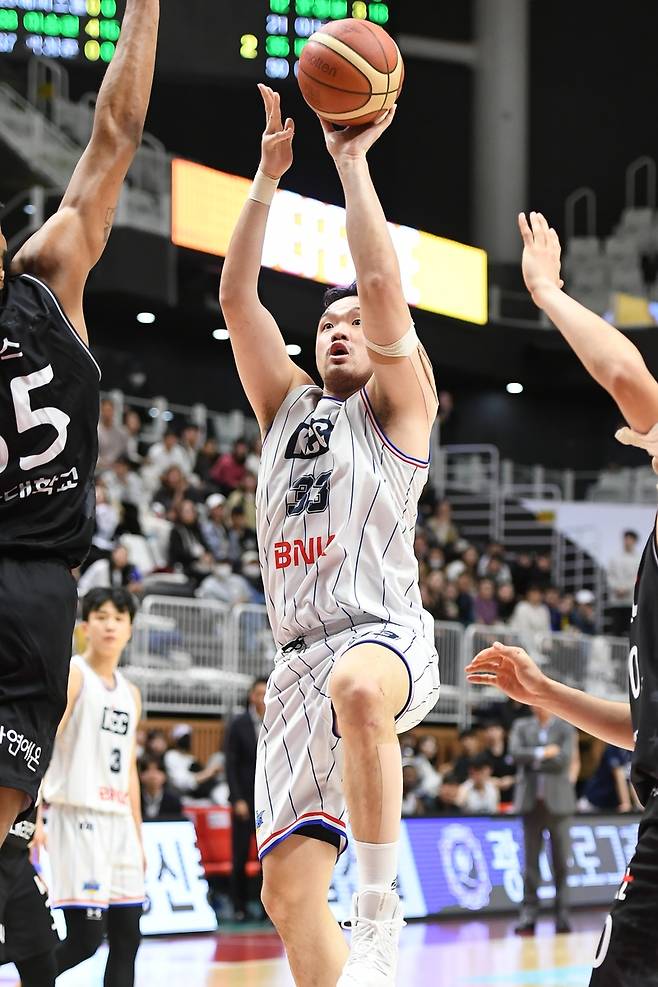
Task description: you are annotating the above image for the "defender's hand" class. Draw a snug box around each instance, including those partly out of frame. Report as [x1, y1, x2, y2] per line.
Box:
[518, 211, 565, 306]
[318, 106, 397, 163]
[466, 641, 549, 706]
[258, 84, 295, 180]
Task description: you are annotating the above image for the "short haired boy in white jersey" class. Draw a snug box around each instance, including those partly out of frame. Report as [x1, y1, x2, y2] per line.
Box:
[220, 86, 441, 986]
[39, 588, 143, 987]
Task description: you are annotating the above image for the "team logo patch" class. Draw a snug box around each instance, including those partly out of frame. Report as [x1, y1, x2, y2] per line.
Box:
[285, 419, 334, 460]
[255, 810, 265, 830]
[83, 880, 101, 891]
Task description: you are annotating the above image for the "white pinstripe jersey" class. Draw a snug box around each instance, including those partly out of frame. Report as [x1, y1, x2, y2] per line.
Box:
[257, 384, 435, 647]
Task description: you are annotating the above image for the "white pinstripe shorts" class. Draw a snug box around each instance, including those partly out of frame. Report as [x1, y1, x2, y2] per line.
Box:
[254, 620, 440, 860]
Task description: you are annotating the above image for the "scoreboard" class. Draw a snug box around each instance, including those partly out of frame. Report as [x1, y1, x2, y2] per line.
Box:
[0, 0, 122, 64]
[0, 1, 393, 80]
[241, 1, 393, 81]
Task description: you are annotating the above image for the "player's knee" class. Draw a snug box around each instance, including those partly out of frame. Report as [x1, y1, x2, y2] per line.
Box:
[261, 876, 306, 933]
[330, 671, 385, 727]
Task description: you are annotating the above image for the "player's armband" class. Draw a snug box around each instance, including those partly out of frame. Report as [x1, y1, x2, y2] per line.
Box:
[365, 323, 419, 359]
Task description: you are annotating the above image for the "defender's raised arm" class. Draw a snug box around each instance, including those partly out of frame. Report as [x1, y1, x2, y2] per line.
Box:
[219, 86, 312, 433]
[13, 0, 160, 341]
[519, 211, 658, 434]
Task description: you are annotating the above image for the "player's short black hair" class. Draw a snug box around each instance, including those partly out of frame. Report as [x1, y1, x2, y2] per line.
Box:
[322, 280, 359, 311]
[81, 587, 138, 622]
[469, 753, 491, 771]
[250, 677, 268, 691]
[624, 529, 639, 540]
[138, 753, 166, 773]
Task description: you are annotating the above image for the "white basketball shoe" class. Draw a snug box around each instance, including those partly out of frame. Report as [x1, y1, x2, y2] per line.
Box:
[337, 889, 406, 986]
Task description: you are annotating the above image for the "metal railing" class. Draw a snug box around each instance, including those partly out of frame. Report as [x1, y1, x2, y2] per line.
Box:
[119, 600, 631, 728]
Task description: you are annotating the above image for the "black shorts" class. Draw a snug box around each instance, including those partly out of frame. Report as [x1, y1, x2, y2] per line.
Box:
[0, 845, 58, 964]
[589, 811, 658, 985]
[0, 557, 76, 816]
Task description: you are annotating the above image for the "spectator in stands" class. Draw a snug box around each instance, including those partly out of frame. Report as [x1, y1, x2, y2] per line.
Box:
[197, 561, 253, 605]
[164, 724, 223, 798]
[195, 437, 220, 486]
[571, 589, 597, 635]
[426, 545, 446, 573]
[510, 586, 551, 645]
[481, 720, 516, 803]
[401, 761, 428, 816]
[434, 772, 462, 813]
[425, 499, 460, 550]
[456, 755, 499, 813]
[227, 505, 258, 565]
[211, 438, 249, 495]
[144, 728, 168, 759]
[478, 542, 512, 584]
[446, 544, 480, 582]
[245, 436, 262, 477]
[413, 734, 442, 799]
[103, 454, 146, 511]
[225, 677, 267, 922]
[123, 408, 145, 464]
[558, 592, 576, 630]
[179, 422, 202, 477]
[77, 543, 143, 597]
[544, 586, 563, 632]
[226, 471, 258, 532]
[240, 550, 266, 605]
[509, 709, 576, 935]
[533, 553, 553, 591]
[153, 465, 199, 519]
[147, 428, 190, 477]
[413, 531, 431, 580]
[450, 728, 481, 783]
[139, 754, 184, 820]
[82, 481, 119, 572]
[168, 500, 214, 587]
[496, 582, 517, 622]
[579, 744, 637, 813]
[473, 578, 499, 626]
[455, 572, 475, 626]
[606, 530, 641, 637]
[97, 397, 128, 471]
[421, 571, 453, 620]
[511, 552, 535, 597]
[201, 493, 230, 562]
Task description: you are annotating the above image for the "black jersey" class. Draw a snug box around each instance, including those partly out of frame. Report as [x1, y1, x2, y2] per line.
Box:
[628, 526, 658, 807]
[0, 274, 100, 568]
[3, 805, 36, 852]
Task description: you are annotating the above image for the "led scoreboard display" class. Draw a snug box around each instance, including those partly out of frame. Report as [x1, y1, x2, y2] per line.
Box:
[241, 1, 393, 81]
[0, 0, 122, 64]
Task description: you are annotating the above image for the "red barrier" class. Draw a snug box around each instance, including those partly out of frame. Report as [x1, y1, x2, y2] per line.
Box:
[184, 805, 261, 878]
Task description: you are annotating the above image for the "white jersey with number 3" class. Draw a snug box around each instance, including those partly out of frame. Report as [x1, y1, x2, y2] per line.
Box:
[257, 384, 435, 647]
[44, 654, 137, 815]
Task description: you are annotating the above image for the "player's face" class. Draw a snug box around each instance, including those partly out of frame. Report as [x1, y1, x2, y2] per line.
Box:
[316, 296, 372, 397]
[83, 602, 133, 660]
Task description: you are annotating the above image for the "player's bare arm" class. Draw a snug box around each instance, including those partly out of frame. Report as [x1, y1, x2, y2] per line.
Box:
[319, 110, 438, 461]
[466, 642, 634, 750]
[219, 85, 312, 433]
[55, 662, 84, 738]
[10, 0, 160, 343]
[520, 211, 658, 434]
[129, 685, 145, 869]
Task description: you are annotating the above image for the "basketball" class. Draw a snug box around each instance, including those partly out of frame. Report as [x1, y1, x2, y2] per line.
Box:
[297, 18, 404, 127]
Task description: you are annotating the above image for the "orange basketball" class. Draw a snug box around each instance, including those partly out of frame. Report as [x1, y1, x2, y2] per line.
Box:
[298, 19, 404, 127]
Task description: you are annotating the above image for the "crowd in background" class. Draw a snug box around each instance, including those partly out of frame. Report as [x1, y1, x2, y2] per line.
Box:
[398, 720, 640, 819]
[85, 397, 641, 641]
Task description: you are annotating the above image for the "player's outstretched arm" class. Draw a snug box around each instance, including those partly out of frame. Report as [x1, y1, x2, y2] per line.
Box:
[220, 85, 312, 434]
[12, 0, 160, 342]
[520, 211, 658, 433]
[466, 642, 634, 750]
[319, 112, 437, 459]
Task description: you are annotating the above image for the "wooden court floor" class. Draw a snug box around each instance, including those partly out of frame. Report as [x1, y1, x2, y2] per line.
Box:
[1, 911, 607, 987]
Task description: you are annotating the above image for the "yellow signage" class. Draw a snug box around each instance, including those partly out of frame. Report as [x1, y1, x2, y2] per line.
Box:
[171, 158, 488, 326]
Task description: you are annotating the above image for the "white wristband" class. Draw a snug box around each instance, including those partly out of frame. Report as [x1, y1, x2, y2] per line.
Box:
[249, 169, 280, 206]
[365, 323, 419, 358]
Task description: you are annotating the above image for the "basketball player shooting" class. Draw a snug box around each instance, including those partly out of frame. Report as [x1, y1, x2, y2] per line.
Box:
[219, 85, 440, 987]
[467, 211, 658, 986]
[0, 0, 159, 845]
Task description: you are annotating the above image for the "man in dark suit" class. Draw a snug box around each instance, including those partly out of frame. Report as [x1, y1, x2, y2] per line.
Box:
[225, 677, 267, 921]
[509, 708, 577, 935]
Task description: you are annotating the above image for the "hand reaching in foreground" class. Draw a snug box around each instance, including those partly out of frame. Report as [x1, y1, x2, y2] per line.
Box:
[465, 641, 549, 706]
[518, 211, 564, 306]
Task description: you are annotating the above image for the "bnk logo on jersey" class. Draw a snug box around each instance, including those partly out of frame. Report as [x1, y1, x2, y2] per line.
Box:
[285, 419, 334, 460]
[101, 707, 130, 736]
